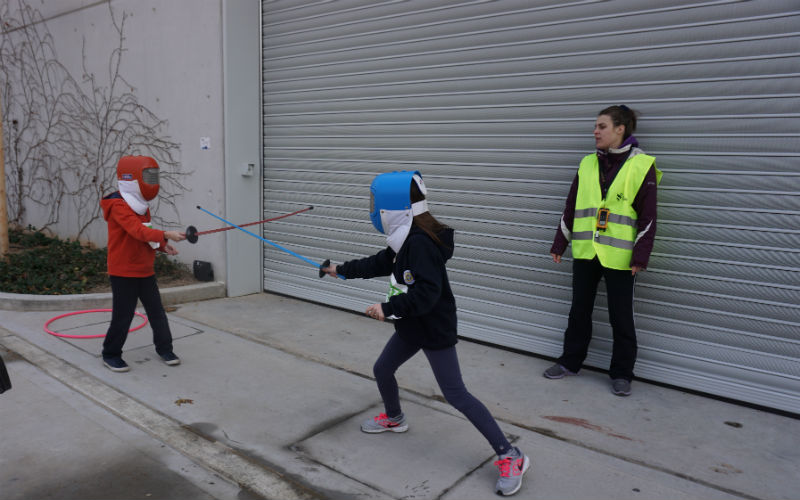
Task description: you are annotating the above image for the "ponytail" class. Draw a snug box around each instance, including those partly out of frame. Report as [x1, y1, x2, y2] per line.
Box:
[410, 179, 450, 247]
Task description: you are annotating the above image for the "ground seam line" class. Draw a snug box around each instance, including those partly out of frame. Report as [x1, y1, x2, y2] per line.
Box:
[0, 334, 319, 500]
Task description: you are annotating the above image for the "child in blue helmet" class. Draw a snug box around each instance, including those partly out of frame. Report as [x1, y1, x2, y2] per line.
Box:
[322, 171, 530, 496]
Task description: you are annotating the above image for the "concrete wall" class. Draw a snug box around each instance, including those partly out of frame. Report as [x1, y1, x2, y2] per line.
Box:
[1, 0, 261, 294]
[222, 0, 262, 297]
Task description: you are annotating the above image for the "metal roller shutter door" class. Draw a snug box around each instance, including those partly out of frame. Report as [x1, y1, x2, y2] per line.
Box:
[261, 0, 800, 413]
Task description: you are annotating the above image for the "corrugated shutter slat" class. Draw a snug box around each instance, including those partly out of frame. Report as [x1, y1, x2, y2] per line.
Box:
[262, 0, 800, 413]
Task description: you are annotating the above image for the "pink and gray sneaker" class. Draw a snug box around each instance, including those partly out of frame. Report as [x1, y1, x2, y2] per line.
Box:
[360, 412, 408, 433]
[494, 447, 530, 496]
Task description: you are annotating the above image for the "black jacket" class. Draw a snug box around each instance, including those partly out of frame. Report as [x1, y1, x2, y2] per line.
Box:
[337, 226, 457, 350]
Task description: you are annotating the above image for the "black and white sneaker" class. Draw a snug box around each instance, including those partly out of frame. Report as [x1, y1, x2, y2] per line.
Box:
[159, 352, 181, 366]
[103, 357, 130, 372]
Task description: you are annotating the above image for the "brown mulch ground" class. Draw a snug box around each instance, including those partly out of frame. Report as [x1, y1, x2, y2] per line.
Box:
[83, 271, 199, 294]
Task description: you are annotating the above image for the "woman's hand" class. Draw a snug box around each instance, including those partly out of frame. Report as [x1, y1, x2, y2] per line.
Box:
[164, 243, 179, 256]
[365, 303, 385, 321]
[551, 253, 562, 264]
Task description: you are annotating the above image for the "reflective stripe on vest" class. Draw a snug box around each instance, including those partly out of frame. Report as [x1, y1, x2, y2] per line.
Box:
[571, 152, 657, 270]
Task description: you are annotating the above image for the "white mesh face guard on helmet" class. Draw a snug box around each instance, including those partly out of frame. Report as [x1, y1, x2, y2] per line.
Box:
[369, 171, 428, 252]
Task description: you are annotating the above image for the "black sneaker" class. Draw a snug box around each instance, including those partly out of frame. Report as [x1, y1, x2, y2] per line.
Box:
[612, 378, 632, 396]
[103, 357, 130, 372]
[543, 363, 576, 379]
[159, 352, 181, 366]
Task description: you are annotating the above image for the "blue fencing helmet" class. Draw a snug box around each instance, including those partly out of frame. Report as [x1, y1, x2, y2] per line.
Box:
[369, 171, 428, 252]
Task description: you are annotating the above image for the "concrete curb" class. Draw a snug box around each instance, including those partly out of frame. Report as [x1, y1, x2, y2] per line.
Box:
[0, 281, 227, 311]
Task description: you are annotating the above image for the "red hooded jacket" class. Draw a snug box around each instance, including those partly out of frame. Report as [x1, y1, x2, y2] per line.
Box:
[101, 192, 166, 277]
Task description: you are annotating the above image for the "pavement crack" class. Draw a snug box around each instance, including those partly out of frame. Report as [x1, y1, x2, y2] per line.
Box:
[507, 419, 761, 500]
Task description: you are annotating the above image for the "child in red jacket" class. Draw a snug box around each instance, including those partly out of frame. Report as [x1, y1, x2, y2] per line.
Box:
[100, 156, 185, 372]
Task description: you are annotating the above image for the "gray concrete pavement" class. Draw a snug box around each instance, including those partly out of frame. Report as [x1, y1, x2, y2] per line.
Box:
[0, 343, 254, 500]
[0, 288, 797, 500]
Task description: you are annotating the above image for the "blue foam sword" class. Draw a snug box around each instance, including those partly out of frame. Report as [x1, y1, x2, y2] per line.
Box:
[196, 205, 345, 279]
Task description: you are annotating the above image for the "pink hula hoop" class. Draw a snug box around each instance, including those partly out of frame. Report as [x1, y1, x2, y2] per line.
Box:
[44, 309, 148, 339]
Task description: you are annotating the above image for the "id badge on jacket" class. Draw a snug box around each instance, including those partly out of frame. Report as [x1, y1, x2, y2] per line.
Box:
[387, 273, 407, 300]
[142, 222, 160, 249]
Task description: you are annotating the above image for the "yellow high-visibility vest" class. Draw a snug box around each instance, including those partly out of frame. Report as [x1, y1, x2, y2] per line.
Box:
[571, 152, 661, 270]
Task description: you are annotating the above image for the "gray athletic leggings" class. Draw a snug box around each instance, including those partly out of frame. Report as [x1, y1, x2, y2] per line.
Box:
[374, 332, 512, 456]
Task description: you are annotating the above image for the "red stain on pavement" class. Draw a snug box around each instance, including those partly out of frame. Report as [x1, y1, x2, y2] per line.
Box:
[543, 416, 637, 441]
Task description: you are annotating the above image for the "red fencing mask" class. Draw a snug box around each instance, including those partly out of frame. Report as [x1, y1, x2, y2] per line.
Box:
[117, 156, 160, 201]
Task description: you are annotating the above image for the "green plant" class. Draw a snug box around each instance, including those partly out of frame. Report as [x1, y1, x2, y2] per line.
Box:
[154, 252, 189, 278]
[0, 227, 191, 295]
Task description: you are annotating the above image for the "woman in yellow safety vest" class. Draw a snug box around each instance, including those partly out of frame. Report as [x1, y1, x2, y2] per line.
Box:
[544, 105, 662, 397]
